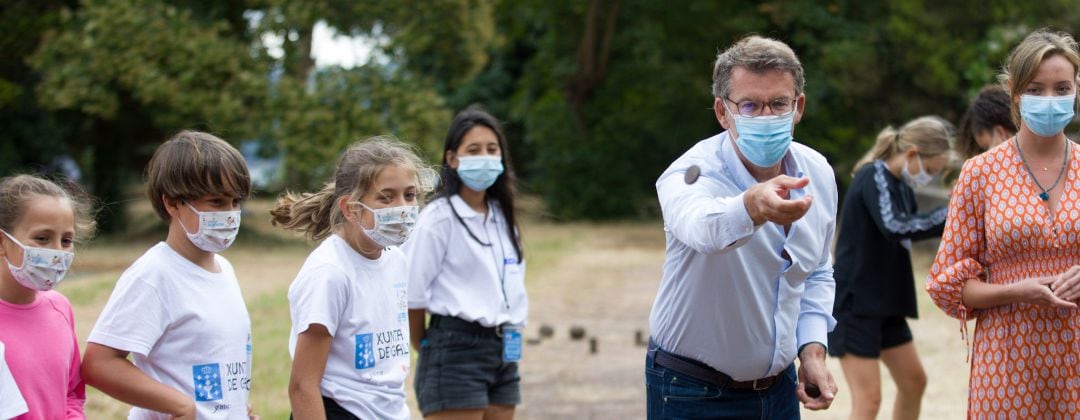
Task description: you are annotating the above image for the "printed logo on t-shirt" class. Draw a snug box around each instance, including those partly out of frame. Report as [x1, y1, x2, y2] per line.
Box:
[193, 363, 223, 401]
[355, 333, 376, 369]
[395, 281, 408, 324]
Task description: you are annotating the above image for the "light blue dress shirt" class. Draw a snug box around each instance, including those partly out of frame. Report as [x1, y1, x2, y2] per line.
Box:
[649, 131, 838, 381]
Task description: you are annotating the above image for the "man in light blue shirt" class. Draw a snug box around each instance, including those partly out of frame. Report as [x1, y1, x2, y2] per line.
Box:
[646, 35, 838, 418]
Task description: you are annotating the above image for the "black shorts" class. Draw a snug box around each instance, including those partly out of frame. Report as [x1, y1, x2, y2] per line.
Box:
[827, 311, 913, 358]
[289, 396, 359, 420]
[414, 316, 521, 415]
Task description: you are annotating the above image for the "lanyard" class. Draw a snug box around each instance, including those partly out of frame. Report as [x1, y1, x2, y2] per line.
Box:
[483, 218, 510, 310]
[448, 197, 511, 310]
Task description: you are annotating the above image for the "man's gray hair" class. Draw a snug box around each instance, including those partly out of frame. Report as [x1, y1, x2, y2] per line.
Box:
[712, 35, 804, 99]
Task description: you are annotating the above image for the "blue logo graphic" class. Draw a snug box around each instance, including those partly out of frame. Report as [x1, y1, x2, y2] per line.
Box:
[192, 363, 223, 401]
[355, 333, 376, 369]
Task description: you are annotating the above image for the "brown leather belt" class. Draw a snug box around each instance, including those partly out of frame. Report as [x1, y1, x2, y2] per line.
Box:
[653, 346, 779, 391]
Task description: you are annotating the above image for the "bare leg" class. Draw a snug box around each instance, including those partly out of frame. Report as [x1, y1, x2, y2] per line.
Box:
[426, 408, 485, 420]
[880, 342, 926, 420]
[483, 404, 515, 420]
[838, 355, 882, 420]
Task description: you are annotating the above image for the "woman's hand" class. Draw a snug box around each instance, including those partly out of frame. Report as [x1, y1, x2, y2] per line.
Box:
[1018, 275, 1077, 308]
[1051, 265, 1080, 301]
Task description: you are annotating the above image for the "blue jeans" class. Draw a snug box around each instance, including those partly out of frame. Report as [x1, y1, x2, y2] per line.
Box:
[645, 345, 800, 419]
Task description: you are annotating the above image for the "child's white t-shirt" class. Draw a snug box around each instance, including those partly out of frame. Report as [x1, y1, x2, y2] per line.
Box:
[0, 341, 28, 420]
[288, 234, 410, 420]
[89, 242, 252, 420]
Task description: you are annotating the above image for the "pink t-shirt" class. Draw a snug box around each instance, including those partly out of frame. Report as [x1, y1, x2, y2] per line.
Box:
[0, 290, 85, 419]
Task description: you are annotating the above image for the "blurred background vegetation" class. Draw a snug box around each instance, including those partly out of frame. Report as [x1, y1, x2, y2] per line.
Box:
[3, 0, 1080, 233]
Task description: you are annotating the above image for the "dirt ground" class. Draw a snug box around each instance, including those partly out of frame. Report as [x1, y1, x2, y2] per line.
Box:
[68, 199, 973, 419]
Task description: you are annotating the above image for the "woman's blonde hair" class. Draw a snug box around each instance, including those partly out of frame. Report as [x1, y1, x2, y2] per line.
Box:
[270, 137, 435, 241]
[0, 174, 97, 243]
[852, 116, 955, 175]
[998, 28, 1080, 127]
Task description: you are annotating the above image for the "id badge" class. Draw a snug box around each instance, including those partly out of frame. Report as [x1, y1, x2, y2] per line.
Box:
[502, 325, 522, 362]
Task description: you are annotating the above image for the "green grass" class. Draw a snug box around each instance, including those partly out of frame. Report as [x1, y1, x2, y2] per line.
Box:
[247, 287, 295, 419]
[62, 273, 121, 307]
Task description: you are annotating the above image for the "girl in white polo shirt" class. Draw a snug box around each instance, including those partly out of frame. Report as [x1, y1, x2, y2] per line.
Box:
[404, 106, 527, 419]
[0, 341, 28, 419]
[271, 137, 433, 420]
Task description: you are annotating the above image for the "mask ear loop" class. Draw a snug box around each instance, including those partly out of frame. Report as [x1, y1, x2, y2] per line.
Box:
[0, 230, 26, 270]
[344, 201, 386, 254]
[176, 202, 204, 236]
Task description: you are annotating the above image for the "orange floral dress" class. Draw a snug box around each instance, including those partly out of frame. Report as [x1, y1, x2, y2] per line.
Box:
[927, 141, 1080, 418]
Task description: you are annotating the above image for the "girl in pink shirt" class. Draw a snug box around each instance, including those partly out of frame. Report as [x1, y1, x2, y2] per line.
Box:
[0, 174, 95, 419]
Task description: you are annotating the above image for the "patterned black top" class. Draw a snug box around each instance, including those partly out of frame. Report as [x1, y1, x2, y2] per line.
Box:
[833, 160, 947, 318]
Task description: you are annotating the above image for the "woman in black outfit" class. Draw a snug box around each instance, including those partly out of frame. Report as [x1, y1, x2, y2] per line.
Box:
[829, 116, 954, 420]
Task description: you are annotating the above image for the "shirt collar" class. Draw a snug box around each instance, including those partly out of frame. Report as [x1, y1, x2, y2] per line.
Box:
[449, 194, 480, 219]
[449, 194, 501, 224]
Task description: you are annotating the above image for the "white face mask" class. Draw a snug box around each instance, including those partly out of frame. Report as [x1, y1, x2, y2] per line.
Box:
[1, 229, 74, 291]
[179, 203, 241, 253]
[353, 202, 419, 248]
[901, 155, 933, 188]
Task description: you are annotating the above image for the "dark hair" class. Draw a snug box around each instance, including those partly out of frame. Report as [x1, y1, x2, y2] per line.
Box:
[146, 130, 252, 222]
[957, 85, 1016, 160]
[439, 105, 523, 261]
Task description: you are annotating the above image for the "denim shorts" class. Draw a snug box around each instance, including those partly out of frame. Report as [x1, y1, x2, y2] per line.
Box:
[414, 316, 521, 415]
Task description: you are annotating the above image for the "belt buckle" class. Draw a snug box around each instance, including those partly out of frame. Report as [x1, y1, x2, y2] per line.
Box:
[752, 378, 770, 391]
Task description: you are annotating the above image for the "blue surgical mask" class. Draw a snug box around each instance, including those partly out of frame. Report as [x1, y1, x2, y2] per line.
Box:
[727, 104, 795, 167]
[1020, 94, 1076, 137]
[457, 156, 504, 191]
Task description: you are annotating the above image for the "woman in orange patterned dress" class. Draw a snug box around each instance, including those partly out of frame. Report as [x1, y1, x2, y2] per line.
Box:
[927, 29, 1080, 418]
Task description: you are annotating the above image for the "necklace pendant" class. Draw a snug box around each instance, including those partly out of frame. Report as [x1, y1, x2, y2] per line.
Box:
[1040, 192, 1050, 201]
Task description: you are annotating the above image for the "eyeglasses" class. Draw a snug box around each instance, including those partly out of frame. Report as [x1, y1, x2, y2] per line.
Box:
[725, 97, 797, 117]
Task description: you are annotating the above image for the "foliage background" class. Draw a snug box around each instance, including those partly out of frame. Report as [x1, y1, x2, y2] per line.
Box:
[3, 0, 1080, 229]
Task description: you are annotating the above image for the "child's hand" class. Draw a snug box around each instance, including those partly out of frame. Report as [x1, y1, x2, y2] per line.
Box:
[248, 403, 260, 420]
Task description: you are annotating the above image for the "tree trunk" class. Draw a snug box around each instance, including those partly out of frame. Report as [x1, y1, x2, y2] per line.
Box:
[89, 119, 128, 234]
[293, 23, 316, 86]
[565, 0, 622, 137]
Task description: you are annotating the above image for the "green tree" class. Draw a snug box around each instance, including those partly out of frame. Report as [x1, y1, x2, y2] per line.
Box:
[269, 66, 450, 190]
[29, 0, 267, 232]
[453, 0, 1080, 218]
[0, 1, 80, 180]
